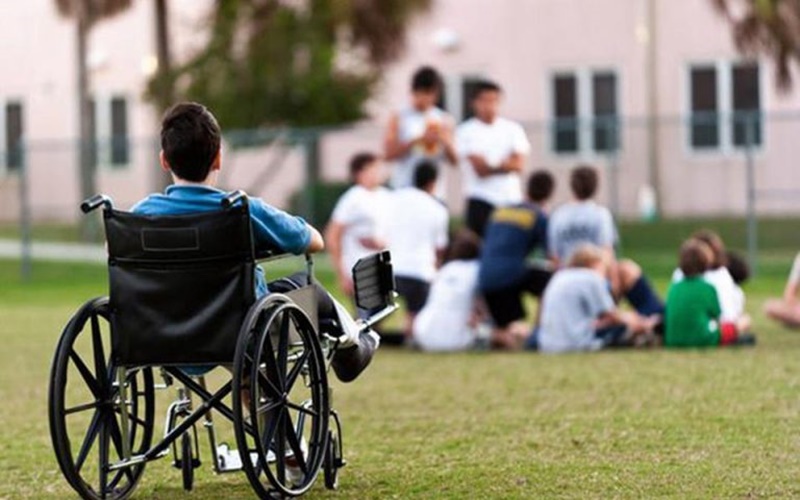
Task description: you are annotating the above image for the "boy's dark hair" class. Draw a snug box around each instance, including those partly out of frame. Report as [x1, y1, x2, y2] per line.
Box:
[471, 80, 502, 100]
[679, 239, 712, 277]
[446, 230, 481, 263]
[692, 229, 727, 268]
[570, 165, 599, 200]
[527, 170, 555, 203]
[413, 161, 438, 190]
[349, 152, 378, 181]
[411, 66, 442, 92]
[161, 102, 221, 182]
[726, 250, 750, 285]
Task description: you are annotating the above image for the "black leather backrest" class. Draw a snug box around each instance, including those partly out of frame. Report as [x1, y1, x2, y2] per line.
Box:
[353, 251, 395, 314]
[104, 207, 256, 366]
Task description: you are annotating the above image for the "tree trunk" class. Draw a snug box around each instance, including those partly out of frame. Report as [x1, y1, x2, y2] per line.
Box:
[77, 9, 98, 242]
[153, 0, 173, 191]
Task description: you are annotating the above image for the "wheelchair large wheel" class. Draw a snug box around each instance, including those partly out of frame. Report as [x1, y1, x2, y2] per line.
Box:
[233, 294, 330, 498]
[48, 297, 155, 500]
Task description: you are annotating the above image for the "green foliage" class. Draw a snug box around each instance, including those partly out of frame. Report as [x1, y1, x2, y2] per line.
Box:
[288, 181, 350, 228]
[157, 0, 431, 130]
[712, 0, 800, 88]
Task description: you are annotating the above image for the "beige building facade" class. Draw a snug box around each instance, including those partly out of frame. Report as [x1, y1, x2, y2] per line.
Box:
[1, 0, 800, 222]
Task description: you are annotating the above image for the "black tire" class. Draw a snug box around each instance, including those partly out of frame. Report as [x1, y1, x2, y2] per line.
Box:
[181, 432, 194, 492]
[48, 297, 155, 500]
[323, 431, 339, 490]
[232, 294, 330, 498]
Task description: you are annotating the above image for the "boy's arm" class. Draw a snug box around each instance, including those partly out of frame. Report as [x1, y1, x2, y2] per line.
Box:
[384, 113, 419, 160]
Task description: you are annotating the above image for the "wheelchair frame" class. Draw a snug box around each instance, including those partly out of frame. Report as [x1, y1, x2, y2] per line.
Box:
[47, 192, 397, 499]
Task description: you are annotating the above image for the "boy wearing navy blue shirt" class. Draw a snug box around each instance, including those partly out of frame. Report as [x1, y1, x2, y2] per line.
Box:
[132, 102, 377, 382]
[478, 171, 555, 344]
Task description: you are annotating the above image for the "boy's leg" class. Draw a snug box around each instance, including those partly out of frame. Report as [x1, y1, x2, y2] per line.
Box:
[617, 259, 665, 316]
[764, 299, 800, 328]
[465, 198, 495, 238]
[268, 272, 379, 383]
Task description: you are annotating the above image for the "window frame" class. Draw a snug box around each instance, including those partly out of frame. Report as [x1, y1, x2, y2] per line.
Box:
[547, 67, 622, 158]
[685, 60, 764, 156]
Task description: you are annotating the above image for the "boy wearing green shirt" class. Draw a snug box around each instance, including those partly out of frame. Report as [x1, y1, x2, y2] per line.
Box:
[665, 239, 753, 347]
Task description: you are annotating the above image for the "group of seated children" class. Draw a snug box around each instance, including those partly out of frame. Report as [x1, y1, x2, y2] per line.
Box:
[410, 164, 758, 353]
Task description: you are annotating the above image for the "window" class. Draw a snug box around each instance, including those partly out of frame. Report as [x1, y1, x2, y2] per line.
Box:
[89, 95, 130, 168]
[690, 66, 719, 149]
[5, 102, 23, 171]
[688, 62, 761, 151]
[552, 74, 579, 153]
[592, 72, 619, 152]
[110, 97, 129, 166]
[550, 69, 619, 155]
[732, 63, 761, 147]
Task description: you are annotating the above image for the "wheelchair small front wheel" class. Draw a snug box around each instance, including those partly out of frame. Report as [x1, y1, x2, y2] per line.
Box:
[48, 297, 155, 500]
[232, 294, 330, 498]
[181, 432, 194, 491]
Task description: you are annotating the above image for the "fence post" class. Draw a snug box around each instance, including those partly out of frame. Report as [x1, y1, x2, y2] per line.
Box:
[18, 140, 31, 282]
[744, 112, 757, 275]
[303, 132, 320, 226]
[606, 117, 620, 218]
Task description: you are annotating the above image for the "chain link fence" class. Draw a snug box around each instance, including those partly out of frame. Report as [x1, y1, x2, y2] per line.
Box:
[2, 113, 799, 278]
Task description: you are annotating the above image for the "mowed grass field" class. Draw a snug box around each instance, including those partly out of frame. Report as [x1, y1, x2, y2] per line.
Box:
[2, 219, 800, 499]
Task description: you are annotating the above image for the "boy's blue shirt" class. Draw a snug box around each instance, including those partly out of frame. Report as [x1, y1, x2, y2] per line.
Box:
[131, 184, 311, 297]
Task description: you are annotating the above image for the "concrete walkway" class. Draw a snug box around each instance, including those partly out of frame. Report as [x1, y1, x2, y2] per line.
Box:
[0, 239, 106, 264]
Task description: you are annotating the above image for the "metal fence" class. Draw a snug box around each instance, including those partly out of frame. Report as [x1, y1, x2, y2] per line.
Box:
[2, 113, 799, 277]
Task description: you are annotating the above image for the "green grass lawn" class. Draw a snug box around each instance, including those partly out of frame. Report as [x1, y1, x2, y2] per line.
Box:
[2, 220, 800, 498]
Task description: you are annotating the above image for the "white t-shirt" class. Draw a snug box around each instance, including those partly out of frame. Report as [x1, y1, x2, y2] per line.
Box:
[413, 260, 480, 352]
[386, 188, 449, 282]
[331, 185, 390, 276]
[455, 116, 530, 206]
[391, 106, 451, 193]
[671, 266, 745, 322]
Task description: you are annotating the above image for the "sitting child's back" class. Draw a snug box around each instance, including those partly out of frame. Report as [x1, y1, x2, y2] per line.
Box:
[665, 240, 722, 347]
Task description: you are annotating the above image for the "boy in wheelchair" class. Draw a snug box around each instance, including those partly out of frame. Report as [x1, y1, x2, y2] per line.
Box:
[133, 102, 379, 383]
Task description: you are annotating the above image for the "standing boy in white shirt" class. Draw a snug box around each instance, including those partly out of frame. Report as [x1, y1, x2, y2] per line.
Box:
[455, 80, 531, 237]
[386, 161, 450, 341]
[326, 153, 390, 297]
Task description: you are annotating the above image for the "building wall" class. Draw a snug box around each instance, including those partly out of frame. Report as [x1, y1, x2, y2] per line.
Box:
[2, 0, 800, 223]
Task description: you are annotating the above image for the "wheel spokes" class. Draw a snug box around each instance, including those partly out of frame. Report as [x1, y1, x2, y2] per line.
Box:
[69, 350, 100, 398]
[90, 313, 108, 392]
[65, 401, 101, 415]
[276, 313, 290, 386]
[284, 349, 310, 392]
[75, 410, 102, 473]
[285, 401, 318, 418]
[283, 412, 307, 474]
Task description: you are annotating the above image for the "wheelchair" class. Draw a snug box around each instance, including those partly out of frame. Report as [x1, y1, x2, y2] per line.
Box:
[47, 191, 397, 499]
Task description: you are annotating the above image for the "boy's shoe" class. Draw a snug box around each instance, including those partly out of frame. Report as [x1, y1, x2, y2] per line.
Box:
[735, 333, 757, 346]
[331, 329, 380, 383]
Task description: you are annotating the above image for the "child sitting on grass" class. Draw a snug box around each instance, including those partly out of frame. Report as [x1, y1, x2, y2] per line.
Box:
[665, 239, 754, 347]
[536, 244, 657, 353]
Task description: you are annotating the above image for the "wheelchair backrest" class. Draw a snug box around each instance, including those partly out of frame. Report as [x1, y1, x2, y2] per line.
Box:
[104, 205, 256, 366]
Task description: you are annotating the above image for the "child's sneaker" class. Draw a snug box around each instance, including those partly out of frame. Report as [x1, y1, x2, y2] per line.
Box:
[331, 329, 380, 383]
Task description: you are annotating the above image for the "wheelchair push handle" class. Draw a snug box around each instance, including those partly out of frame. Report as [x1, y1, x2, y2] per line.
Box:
[221, 190, 249, 209]
[80, 194, 113, 214]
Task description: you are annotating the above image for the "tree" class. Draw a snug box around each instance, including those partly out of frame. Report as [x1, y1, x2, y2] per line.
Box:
[55, 0, 133, 240]
[712, 0, 800, 88]
[160, 0, 432, 130]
